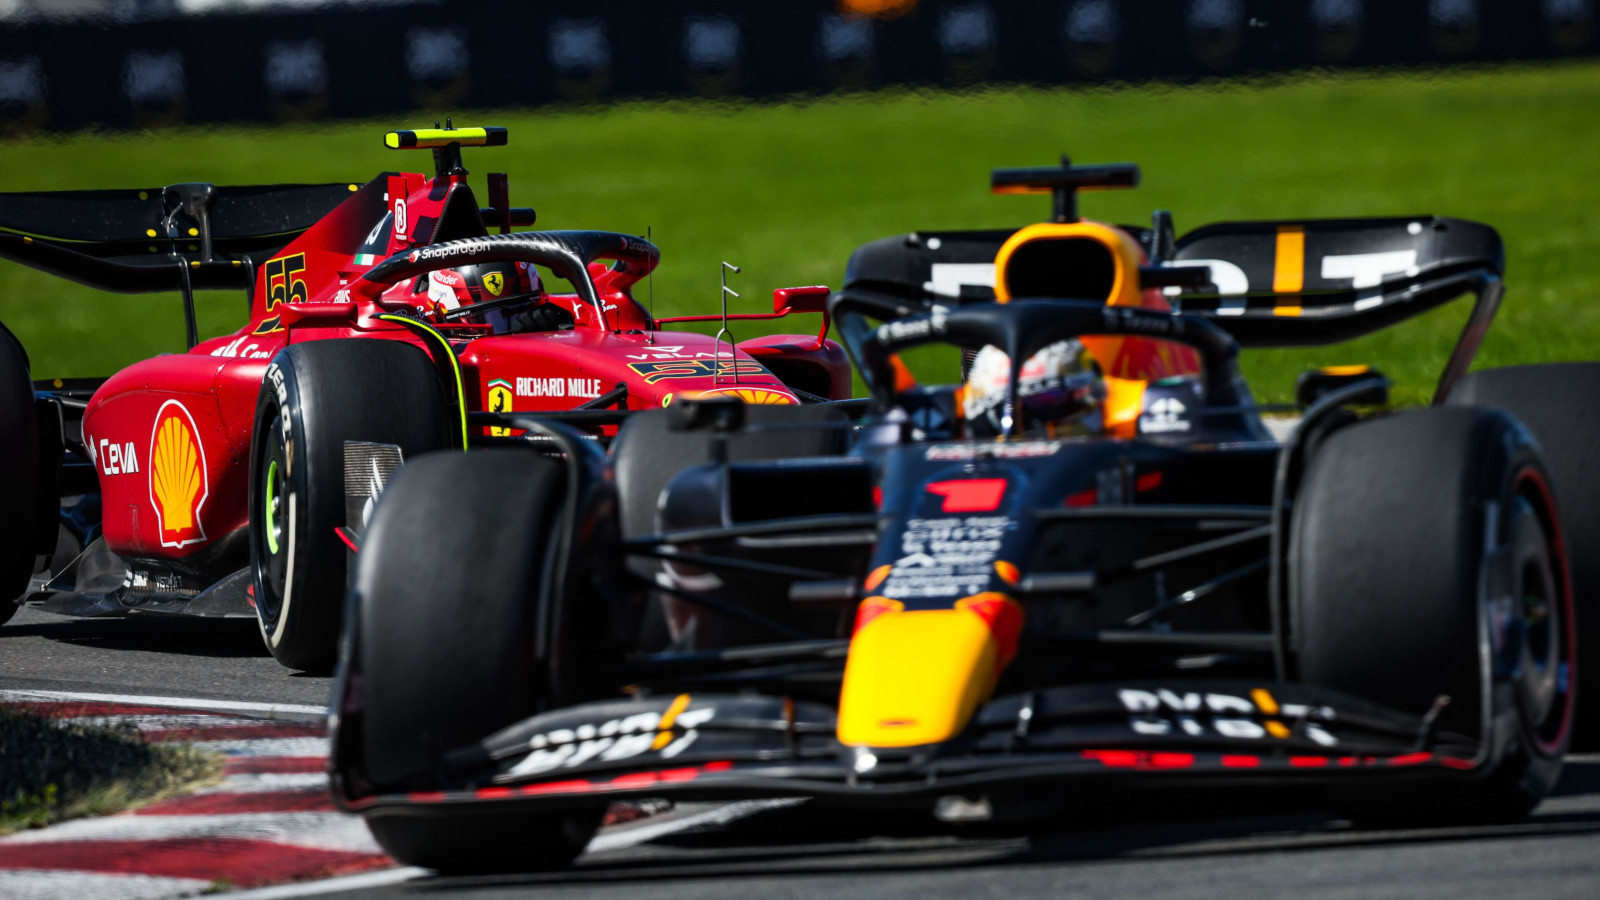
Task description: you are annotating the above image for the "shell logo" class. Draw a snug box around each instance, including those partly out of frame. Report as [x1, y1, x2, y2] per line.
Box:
[695, 388, 795, 405]
[148, 400, 209, 549]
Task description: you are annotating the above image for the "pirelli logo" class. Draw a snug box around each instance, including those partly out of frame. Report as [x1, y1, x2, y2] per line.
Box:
[627, 359, 767, 384]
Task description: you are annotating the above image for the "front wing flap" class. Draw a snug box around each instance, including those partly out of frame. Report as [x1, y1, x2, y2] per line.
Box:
[336, 680, 1484, 814]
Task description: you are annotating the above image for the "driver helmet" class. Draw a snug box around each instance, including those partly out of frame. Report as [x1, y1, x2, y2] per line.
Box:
[962, 339, 1105, 437]
[415, 260, 543, 330]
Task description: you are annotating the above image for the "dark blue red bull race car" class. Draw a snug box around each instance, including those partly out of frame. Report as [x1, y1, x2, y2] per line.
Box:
[328, 158, 1598, 873]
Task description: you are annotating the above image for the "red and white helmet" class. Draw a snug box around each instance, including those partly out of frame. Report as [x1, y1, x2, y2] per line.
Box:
[404, 260, 542, 333]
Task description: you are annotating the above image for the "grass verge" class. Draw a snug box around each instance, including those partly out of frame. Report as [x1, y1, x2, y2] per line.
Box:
[1, 61, 1597, 404]
[0, 704, 222, 835]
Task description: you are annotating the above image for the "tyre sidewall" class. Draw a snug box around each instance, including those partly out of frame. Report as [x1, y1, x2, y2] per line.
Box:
[0, 323, 35, 620]
[250, 354, 339, 670]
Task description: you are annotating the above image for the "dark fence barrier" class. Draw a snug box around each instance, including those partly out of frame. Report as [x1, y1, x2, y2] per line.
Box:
[0, 0, 1594, 132]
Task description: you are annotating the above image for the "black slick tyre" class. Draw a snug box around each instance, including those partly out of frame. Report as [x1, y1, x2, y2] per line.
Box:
[249, 339, 446, 673]
[1291, 407, 1574, 824]
[1449, 363, 1600, 749]
[0, 324, 35, 626]
[353, 450, 601, 873]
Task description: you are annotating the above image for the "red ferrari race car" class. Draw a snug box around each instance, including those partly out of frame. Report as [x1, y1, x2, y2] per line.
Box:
[0, 125, 850, 671]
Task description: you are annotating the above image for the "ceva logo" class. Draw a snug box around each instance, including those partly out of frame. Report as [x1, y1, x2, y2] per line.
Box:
[148, 400, 209, 549]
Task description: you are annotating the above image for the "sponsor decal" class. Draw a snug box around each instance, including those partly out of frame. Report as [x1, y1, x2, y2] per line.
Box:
[694, 387, 794, 405]
[148, 400, 209, 549]
[628, 359, 768, 384]
[1118, 687, 1339, 746]
[407, 244, 467, 264]
[482, 271, 505, 297]
[427, 270, 462, 312]
[881, 515, 1010, 600]
[506, 695, 716, 777]
[486, 379, 513, 437]
[210, 335, 273, 359]
[93, 437, 139, 475]
[514, 376, 603, 399]
[1139, 396, 1190, 434]
[623, 345, 724, 361]
[925, 478, 1007, 513]
[875, 304, 948, 345]
[925, 441, 1060, 461]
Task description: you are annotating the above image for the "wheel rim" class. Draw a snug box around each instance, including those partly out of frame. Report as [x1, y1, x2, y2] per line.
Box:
[255, 413, 291, 627]
[1504, 474, 1576, 757]
[264, 460, 282, 555]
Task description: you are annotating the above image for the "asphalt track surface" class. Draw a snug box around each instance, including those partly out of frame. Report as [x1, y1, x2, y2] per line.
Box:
[6, 604, 1600, 899]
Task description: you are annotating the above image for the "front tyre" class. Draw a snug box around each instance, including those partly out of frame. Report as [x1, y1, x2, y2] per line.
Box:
[249, 339, 446, 672]
[1292, 408, 1575, 824]
[352, 450, 602, 873]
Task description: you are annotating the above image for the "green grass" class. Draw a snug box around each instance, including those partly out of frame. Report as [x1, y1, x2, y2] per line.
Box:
[3, 61, 1599, 405]
[0, 705, 221, 834]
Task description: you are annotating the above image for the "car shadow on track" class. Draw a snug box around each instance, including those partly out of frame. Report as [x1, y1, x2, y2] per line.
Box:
[1, 612, 270, 659]
[396, 758, 1600, 894]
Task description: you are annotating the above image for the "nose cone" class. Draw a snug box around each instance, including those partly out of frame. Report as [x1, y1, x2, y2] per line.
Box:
[836, 594, 1022, 748]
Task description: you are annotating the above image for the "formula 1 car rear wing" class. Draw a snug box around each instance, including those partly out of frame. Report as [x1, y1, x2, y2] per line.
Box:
[841, 209, 1504, 403]
[0, 182, 362, 293]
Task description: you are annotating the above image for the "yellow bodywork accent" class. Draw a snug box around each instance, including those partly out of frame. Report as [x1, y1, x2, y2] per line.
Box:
[652, 693, 692, 749]
[837, 609, 1001, 748]
[385, 127, 504, 149]
[1320, 364, 1371, 376]
[1272, 226, 1305, 293]
[1250, 688, 1280, 714]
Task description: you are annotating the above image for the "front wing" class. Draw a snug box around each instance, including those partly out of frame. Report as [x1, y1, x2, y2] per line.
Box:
[334, 679, 1486, 816]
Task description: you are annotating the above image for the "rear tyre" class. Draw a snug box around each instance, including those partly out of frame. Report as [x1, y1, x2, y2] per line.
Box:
[0, 324, 35, 626]
[249, 339, 447, 673]
[354, 450, 601, 873]
[1291, 407, 1574, 825]
[1449, 363, 1600, 749]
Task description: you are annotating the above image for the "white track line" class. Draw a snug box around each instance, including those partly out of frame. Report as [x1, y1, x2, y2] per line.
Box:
[0, 870, 210, 900]
[0, 689, 326, 717]
[222, 866, 430, 900]
[196, 737, 330, 758]
[0, 811, 381, 854]
[197, 772, 329, 793]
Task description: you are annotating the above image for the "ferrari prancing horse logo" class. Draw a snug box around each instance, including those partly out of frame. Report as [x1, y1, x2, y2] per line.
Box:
[487, 379, 513, 437]
[482, 271, 505, 297]
[149, 400, 209, 549]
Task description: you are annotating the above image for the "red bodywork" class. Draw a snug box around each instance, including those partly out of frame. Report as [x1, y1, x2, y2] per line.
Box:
[80, 168, 848, 563]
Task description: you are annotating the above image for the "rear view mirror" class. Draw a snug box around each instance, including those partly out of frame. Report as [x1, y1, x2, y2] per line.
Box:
[773, 285, 830, 314]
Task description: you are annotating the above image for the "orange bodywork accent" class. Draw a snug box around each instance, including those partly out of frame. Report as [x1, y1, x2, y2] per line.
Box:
[864, 564, 893, 592]
[991, 221, 1200, 437]
[993, 560, 1020, 585]
[889, 354, 918, 393]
